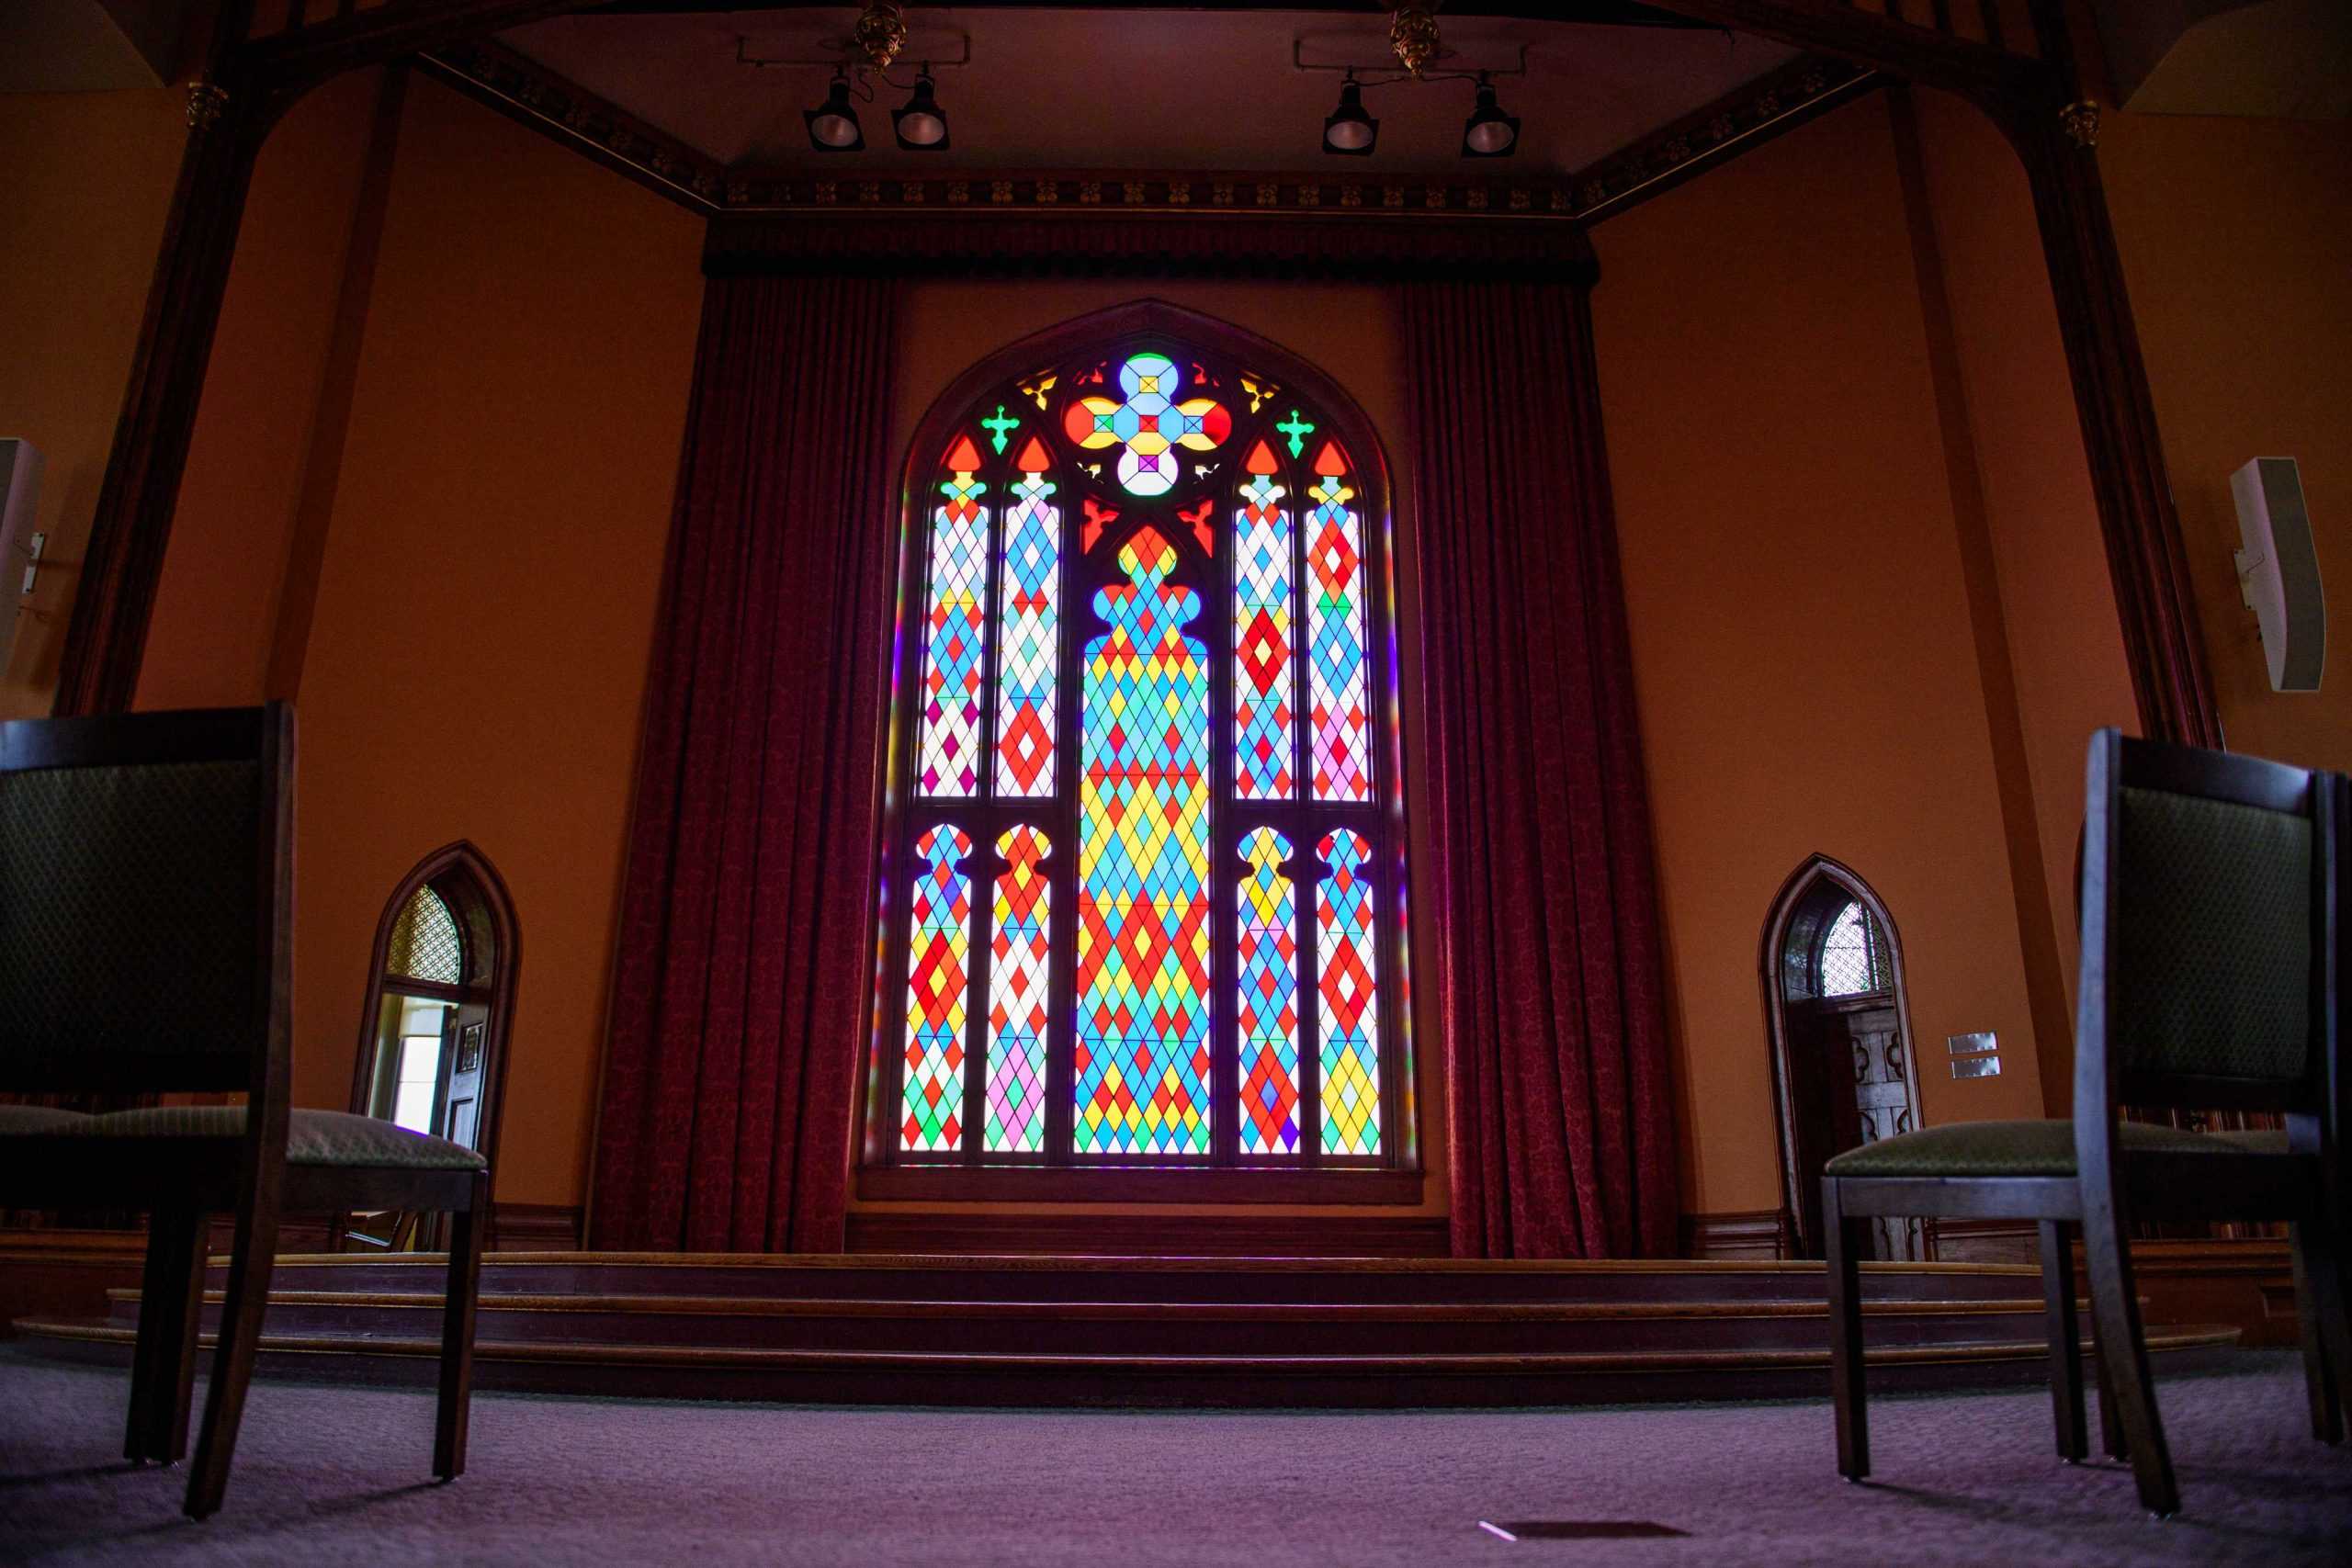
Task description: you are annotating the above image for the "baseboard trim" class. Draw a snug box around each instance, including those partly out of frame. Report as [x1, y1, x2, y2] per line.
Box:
[844, 1210, 1451, 1258]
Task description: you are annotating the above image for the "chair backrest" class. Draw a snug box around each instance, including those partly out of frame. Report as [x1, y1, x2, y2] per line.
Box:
[0, 705, 291, 1097]
[2075, 728, 2336, 1120]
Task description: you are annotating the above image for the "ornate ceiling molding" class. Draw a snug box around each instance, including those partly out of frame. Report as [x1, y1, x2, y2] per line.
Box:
[421, 38, 1876, 226]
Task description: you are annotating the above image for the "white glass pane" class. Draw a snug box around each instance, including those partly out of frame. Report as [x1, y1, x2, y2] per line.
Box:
[392, 1033, 441, 1134]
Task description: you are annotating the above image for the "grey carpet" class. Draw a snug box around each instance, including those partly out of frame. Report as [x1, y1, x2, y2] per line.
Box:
[2, 1349, 2347, 1565]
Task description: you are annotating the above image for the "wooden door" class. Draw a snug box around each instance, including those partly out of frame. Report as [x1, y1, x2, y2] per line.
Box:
[1835, 1004, 1924, 1261]
[437, 1003, 489, 1151]
[1785, 999, 1924, 1262]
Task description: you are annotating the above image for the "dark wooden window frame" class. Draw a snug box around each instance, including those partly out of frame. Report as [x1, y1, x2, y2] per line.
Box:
[345, 840, 522, 1179]
[1758, 853, 1927, 1258]
[862, 300, 1418, 1201]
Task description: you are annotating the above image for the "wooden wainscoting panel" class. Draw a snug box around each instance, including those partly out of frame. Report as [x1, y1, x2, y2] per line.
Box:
[0, 1228, 147, 1336]
[2117, 1238, 2298, 1349]
[1928, 1219, 2037, 1264]
[1679, 1212, 1792, 1260]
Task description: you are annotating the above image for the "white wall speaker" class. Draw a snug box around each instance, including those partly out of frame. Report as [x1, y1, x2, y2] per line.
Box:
[2232, 456, 2324, 693]
[1, 436, 43, 673]
[2, 438, 43, 588]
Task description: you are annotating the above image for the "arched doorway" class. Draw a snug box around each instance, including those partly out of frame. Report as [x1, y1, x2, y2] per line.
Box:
[1761, 856, 1924, 1261]
[347, 842, 522, 1172]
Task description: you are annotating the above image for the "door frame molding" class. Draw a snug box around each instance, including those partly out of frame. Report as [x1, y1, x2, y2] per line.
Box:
[1758, 852, 1928, 1259]
[345, 840, 523, 1181]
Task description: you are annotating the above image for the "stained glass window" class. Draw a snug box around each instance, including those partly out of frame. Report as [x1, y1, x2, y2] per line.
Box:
[885, 336, 1404, 1168]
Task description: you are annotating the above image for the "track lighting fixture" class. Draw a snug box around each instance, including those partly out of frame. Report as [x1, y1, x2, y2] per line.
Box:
[1460, 73, 1519, 158]
[1322, 73, 1377, 156]
[804, 68, 864, 151]
[893, 67, 950, 150]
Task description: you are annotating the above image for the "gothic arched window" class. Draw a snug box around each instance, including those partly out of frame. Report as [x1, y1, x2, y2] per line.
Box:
[880, 328, 1407, 1172]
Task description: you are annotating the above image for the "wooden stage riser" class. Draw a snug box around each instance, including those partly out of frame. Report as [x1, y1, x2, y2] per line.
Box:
[31, 1331, 2244, 1410]
[206, 1256, 2048, 1308]
[116, 1296, 2078, 1359]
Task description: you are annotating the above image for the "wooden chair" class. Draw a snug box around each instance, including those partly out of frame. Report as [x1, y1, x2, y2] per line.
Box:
[1821, 728, 2352, 1516]
[0, 705, 490, 1518]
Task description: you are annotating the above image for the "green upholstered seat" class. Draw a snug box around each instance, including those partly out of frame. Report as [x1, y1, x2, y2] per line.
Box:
[1824, 1117, 2261, 1179]
[0, 1104, 94, 1134]
[12, 1105, 485, 1171]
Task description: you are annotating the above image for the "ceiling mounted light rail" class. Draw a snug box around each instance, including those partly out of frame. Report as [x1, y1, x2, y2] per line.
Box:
[735, 4, 970, 155]
[1292, 21, 1530, 161]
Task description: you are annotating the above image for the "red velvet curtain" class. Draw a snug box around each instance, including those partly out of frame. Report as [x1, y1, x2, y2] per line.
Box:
[1402, 279, 1680, 1259]
[590, 275, 898, 1252]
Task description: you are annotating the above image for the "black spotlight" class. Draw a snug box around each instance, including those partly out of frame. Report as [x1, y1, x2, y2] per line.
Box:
[1460, 73, 1520, 158]
[1322, 73, 1377, 156]
[893, 67, 950, 151]
[804, 69, 864, 152]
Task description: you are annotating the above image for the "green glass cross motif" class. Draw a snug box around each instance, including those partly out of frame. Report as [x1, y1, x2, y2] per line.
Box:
[1276, 410, 1317, 459]
[982, 404, 1021, 454]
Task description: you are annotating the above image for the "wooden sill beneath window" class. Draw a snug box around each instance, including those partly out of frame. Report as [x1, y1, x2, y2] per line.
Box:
[857, 1167, 1425, 1206]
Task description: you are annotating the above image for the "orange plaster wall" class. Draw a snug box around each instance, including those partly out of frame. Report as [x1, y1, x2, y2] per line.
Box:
[277, 76, 705, 1207]
[135, 69, 384, 714]
[2099, 110, 2352, 771]
[877, 279, 1446, 1222]
[1590, 102, 2050, 1217]
[1912, 89, 2139, 1030]
[0, 87, 188, 719]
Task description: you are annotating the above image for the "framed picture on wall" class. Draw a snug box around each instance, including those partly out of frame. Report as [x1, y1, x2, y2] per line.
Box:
[456, 1021, 484, 1076]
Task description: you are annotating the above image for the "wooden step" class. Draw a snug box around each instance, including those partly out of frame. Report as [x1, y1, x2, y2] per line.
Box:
[10, 1249, 2235, 1408]
[96, 1285, 2079, 1358]
[217, 1250, 2049, 1308]
[14, 1314, 2244, 1408]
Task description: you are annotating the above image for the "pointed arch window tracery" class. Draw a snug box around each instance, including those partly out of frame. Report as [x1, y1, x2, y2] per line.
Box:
[882, 333, 1407, 1169]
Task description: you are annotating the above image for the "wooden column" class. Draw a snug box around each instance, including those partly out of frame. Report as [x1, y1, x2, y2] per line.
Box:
[2007, 2, 2222, 749]
[52, 78, 270, 716]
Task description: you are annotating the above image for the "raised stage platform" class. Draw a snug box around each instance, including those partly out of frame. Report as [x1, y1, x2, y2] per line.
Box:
[9, 1251, 2241, 1407]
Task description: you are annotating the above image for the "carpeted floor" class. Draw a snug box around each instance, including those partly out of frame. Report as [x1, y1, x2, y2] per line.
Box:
[3, 1348, 2347, 1565]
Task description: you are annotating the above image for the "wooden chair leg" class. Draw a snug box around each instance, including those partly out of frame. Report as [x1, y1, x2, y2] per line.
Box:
[2081, 1191, 2177, 1516]
[153, 1211, 210, 1466]
[434, 1172, 487, 1482]
[2093, 1320, 2129, 1461]
[126, 1213, 179, 1461]
[1824, 1178, 1870, 1481]
[2039, 1221, 2088, 1462]
[125, 1208, 208, 1465]
[2290, 1222, 2343, 1443]
[2294, 1211, 2352, 1444]
[183, 1199, 279, 1519]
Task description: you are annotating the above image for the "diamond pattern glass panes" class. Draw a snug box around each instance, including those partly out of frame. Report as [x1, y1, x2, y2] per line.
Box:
[996, 437, 1062, 796]
[890, 337, 1401, 1173]
[1819, 902, 1885, 998]
[917, 435, 989, 795]
[1317, 829, 1381, 1156]
[1238, 828, 1300, 1156]
[1075, 527, 1213, 1155]
[901, 824, 972, 1152]
[987, 824, 1053, 1153]
[1233, 440, 1295, 801]
[387, 885, 462, 985]
[1305, 442, 1371, 802]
